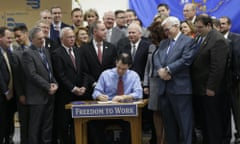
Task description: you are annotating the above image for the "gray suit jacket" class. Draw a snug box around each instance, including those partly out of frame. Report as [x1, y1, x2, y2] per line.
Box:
[153, 33, 194, 95]
[22, 45, 57, 105]
[110, 27, 126, 46]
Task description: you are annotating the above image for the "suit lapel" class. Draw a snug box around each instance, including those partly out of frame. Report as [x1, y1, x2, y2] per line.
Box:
[135, 40, 142, 60]
[0, 50, 10, 74]
[61, 47, 77, 71]
[167, 34, 184, 60]
[30, 46, 49, 72]
[194, 33, 210, 62]
[102, 42, 108, 64]
[73, 48, 80, 71]
[110, 29, 116, 42]
[90, 41, 102, 65]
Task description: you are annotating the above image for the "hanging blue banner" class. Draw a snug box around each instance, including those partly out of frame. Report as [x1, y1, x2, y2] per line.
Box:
[129, 0, 240, 33]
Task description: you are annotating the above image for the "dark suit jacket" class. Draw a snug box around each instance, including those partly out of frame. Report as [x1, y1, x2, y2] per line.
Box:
[153, 33, 194, 95]
[52, 46, 91, 102]
[0, 49, 19, 102]
[22, 45, 57, 105]
[45, 37, 60, 55]
[50, 22, 69, 44]
[13, 46, 29, 99]
[228, 32, 240, 78]
[118, 38, 151, 80]
[81, 40, 117, 85]
[191, 29, 229, 95]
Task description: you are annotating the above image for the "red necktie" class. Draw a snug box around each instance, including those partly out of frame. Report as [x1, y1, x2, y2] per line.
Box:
[117, 76, 124, 95]
[97, 42, 102, 63]
[69, 48, 77, 70]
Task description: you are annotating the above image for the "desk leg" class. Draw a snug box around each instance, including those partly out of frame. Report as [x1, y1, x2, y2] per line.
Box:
[82, 120, 88, 144]
[130, 116, 142, 144]
[74, 118, 83, 144]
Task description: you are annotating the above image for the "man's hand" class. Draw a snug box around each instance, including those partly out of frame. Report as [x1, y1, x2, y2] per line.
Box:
[97, 95, 109, 101]
[112, 95, 133, 103]
[143, 88, 149, 95]
[112, 95, 124, 102]
[72, 87, 81, 96]
[206, 89, 215, 96]
[5, 89, 13, 100]
[79, 87, 86, 96]
[19, 95, 26, 104]
[158, 68, 171, 80]
[49, 83, 58, 95]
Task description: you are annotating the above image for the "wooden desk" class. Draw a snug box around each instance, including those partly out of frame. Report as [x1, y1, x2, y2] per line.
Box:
[65, 99, 147, 144]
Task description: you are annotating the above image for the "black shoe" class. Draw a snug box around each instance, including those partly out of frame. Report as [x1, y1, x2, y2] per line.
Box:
[235, 138, 240, 144]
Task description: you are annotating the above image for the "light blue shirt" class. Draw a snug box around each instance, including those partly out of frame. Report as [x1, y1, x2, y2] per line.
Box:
[92, 68, 143, 100]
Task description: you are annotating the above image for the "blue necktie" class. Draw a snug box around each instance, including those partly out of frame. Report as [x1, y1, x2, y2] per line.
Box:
[39, 48, 52, 82]
[166, 39, 175, 56]
[194, 36, 203, 52]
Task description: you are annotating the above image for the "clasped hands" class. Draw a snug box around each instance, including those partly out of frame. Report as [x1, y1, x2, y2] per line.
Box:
[48, 83, 58, 95]
[97, 95, 132, 103]
[158, 68, 171, 80]
[73, 86, 86, 96]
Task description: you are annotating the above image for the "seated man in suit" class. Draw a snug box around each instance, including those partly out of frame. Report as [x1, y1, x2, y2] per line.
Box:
[90, 53, 142, 144]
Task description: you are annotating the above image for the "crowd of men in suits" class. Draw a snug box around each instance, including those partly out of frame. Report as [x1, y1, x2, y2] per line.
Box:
[0, 2, 240, 144]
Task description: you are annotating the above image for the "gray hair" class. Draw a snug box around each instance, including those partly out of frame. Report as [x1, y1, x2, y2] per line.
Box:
[40, 9, 51, 17]
[29, 27, 42, 41]
[59, 27, 73, 39]
[161, 16, 180, 27]
[184, 3, 196, 11]
[35, 19, 50, 27]
[128, 23, 142, 34]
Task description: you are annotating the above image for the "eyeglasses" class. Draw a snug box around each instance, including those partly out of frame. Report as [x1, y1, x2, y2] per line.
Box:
[117, 16, 126, 19]
[194, 25, 204, 29]
[43, 17, 52, 19]
[163, 25, 174, 32]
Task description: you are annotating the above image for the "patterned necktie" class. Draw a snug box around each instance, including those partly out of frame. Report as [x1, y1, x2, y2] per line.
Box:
[117, 76, 124, 95]
[69, 48, 77, 70]
[39, 48, 52, 81]
[2, 50, 13, 91]
[196, 36, 203, 50]
[97, 42, 102, 63]
[54, 25, 60, 31]
[106, 30, 111, 42]
[166, 39, 175, 56]
[132, 44, 136, 62]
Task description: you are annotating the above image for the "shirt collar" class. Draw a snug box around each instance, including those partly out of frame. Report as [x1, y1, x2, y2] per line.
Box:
[62, 44, 73, 53]
[93, 39, 103, 47]
[131, 38, 141, 48]
[112, 67, 129, 79]
[52, 22, 62, 28]
[172, 32, 181, 41]
[224, 31, 230, 39]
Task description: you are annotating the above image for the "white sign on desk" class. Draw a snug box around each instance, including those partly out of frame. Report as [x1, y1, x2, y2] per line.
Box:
[71, 103, 138, 118]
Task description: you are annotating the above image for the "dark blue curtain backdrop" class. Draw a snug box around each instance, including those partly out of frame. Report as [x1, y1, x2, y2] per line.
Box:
[129, 0, 240, 33]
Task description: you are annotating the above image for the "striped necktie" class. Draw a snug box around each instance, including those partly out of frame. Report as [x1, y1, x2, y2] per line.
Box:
[39, 48, 52, 82]
[2, 50, 13, 91]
